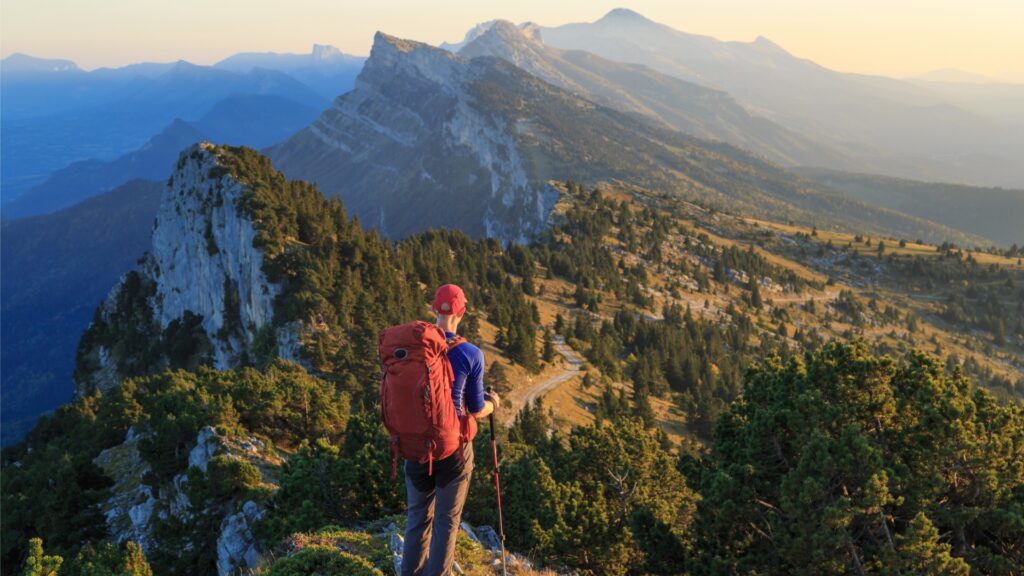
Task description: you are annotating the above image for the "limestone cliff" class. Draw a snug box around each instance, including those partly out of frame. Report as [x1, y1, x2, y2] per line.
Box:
[75, 143, 301, 394]
[267, 32, 560, 243]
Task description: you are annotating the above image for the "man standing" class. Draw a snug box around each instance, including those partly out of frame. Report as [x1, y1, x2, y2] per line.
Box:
[402, 284, 498, 576]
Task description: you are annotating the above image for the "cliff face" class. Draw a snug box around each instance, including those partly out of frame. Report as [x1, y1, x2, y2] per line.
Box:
[149, 144, 279, 367]
[75, 143, 301, 394]
[267, 32, 560, 243]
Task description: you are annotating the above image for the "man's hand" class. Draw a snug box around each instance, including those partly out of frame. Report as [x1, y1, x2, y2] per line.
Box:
[484, 390, 500, 412]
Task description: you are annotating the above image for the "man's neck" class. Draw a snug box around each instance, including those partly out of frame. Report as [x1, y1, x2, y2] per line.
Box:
[435, 315, 459, 334]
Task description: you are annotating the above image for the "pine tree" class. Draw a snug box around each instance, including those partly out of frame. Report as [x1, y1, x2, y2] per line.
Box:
[893, 513, 970, 576]
[553, 313, 566, 335]
[65, 541, 154, 576]
[20, 539, 62, 576]
[542, 328, 556, 363]
[687, 343, 1024, 574]
[749, 275, 763, 309]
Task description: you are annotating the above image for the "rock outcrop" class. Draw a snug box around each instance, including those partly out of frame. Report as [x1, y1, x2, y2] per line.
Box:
[93, 427, 158, 552]
[75, 143, 301, 394]
[94, 423, 279, 574]
[217, 500, 265, 576]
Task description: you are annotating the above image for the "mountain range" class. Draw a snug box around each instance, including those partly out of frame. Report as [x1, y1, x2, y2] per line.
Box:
[4, 94, 322, 218]
[268, 30, 986, 244]
[456, 20, 852, 169]
[0, 46, 360, 203]
[0, 180, 163, 442]
[533, 8, 1024, 189]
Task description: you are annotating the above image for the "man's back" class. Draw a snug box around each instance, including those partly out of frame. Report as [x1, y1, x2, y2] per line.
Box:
[446, 331, 485, 417]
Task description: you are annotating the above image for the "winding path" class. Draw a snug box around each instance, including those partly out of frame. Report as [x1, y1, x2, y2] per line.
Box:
[507, 336, 583, 425]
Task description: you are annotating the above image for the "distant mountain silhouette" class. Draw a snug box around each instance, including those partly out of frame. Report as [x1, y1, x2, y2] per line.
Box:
[1, 55, 331, 202]
[1, 180, 162, 444]
[534, 9, 1024, 188]
[4, 93, 321, 218]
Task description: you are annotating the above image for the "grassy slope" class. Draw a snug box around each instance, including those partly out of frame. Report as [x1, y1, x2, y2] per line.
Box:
[502, 182, 1022, 450]
[796, 166, 1024, 247]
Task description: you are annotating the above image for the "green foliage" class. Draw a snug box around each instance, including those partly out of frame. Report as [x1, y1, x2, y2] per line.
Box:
[748, 275, 763, 309]
[20, 539, 62, 576]
[542, 327, 556, 363]
[891, 513, 970, 575]
[468, 416, 696, 575]
[686, 342, 1024, 575]
[206, 455, 263, 500]
[258, 413, 403, 545]
[162, 311, 213, 370]
[75, 271, 164, 390]
[2, 429, 111, 569]
[64, 541, 153, 576]
[486, 361, 512, 395]
[262, 546, 382, 576]
[509, 398, 550, 445]
[1, 362, 348, 573]
[270, 527, 392, 574]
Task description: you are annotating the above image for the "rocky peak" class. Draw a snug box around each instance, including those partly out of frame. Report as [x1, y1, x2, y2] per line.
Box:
[268, 31, 561, 242]
[460, 20, 541, 57]
[362, 31, 465, 92]
[149, 143, 287, 366]
[74, 143, 301, 393]
[439, 20, 498, 52]
[310, 43, 343, 61]
[519, 22, 544, 43]
[459, 21, 584, 99]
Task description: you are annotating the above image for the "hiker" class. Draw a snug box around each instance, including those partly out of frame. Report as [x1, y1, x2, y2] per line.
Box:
[379, 284, 499, 576]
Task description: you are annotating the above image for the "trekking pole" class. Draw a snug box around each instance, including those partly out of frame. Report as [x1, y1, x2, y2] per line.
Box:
[486, 386, 508, 576]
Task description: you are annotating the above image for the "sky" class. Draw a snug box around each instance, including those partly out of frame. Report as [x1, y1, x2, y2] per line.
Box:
[3, 0, 1023, 82]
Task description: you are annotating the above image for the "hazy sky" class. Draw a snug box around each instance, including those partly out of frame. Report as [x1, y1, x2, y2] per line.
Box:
[3, 0, 1023, 82]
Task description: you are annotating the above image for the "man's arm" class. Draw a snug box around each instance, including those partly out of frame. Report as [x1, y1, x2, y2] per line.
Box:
[465, 348, 495, 418]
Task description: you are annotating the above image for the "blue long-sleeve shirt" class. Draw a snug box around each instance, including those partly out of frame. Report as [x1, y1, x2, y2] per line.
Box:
[446, 331, 485, 416]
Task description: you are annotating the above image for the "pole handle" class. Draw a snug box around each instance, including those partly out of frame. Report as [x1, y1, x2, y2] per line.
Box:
[486, 386, 496, 438]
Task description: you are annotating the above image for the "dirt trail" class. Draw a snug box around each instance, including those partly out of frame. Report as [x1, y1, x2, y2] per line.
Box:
[507, 336, 583, 425]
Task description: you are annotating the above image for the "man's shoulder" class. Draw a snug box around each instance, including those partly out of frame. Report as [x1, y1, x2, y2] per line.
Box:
[451, 338, 484, 364]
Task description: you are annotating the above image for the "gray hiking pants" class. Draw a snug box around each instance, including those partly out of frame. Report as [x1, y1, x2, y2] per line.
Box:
[401, 444, 474, 576]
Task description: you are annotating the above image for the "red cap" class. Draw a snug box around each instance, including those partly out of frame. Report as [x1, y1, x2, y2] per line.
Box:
[432, 284, 467, 317]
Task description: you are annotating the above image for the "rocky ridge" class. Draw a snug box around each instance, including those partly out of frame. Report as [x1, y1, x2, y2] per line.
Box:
[75, 143, 302, 394]
[268, 32, 561, 242]
[268, 30, 972, 246]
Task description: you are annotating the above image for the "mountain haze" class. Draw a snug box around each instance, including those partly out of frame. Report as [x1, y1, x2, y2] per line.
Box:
[1, 180, 162, 444]
[269, 30, 982, 245]
[457, 20, 852, 168]
[214, 44, 365, 102]
[4, 95, 321, 218]
[1, 62, 328, 202]
[537, 8, 1024, 188]
[796, 167, 1024, 246]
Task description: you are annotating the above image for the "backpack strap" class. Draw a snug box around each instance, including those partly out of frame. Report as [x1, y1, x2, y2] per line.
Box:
[447, 334, 471, 462]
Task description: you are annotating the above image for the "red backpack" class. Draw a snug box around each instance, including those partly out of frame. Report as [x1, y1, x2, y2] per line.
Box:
[378, 321, 477, 477]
